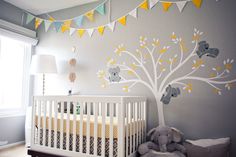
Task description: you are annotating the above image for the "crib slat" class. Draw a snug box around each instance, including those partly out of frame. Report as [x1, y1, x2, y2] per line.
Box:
[66, 102, 70, 151]
[54, 101, 58, 148]
[109, 103, 114, 157]
[133, 103, 137, 151]
[37, 100, 41, 145]
[31, 99, 36, 145]
[138, 102, 141, 146]
[86, 103, 91, 155]
[72, 102, 77, 152]
[141, 102, 143, 143]
[101, 103, 106, 157]
[126, 103, 129, 157]
[43, 101, 47, 146]
[79, 102, 84, 153]
[60, 102, 64, 150]
[129, 103, 132, 154]
[94, 103, 98, 156]
[48, 101, 52, 147]
[143, 101, 147, 142]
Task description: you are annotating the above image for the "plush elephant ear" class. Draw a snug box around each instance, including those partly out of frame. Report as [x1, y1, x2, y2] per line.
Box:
[171, 127, 183, 143]
[147, 128, 156, 141]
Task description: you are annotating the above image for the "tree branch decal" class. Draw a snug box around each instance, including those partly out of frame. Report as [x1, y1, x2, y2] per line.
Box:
[97, 28, 236, 126]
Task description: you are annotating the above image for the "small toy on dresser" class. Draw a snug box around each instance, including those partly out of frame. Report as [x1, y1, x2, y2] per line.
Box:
[138, 125, 186, 157]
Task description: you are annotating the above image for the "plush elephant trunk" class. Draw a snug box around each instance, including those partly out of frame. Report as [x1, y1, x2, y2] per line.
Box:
[158, 136, 169, 152]
[159, 144, 167, 152]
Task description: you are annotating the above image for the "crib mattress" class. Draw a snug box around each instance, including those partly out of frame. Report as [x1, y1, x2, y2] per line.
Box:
[35, 114, 144, 138]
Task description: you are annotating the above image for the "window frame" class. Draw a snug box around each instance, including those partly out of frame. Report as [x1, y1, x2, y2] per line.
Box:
[0, 36, 32, 118]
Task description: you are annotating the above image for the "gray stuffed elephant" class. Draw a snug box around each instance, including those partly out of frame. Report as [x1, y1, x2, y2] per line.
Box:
[138, 126, 186, 157]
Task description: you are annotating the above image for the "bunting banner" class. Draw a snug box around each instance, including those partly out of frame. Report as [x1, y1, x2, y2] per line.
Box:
[69, 28, 76, 36]
[98, 26, 105, 35]
[77, 29, 85, 38]
[26, 13, 34, 24]
[87, 28, 94, 37]
[149, 0, 159, 9]
[74, 16, 83, 27]
[96, 3, 106, 15]
[85, 10, 94, 22]
[26, 0, 206, 38]
[108, 22, 116, 32]
[176, 1, 188, 12]
[44, 20, 52, 32]
[118, 16, 127, 26]
[129, 9, 138, 18]
[162, 2, 173, 11]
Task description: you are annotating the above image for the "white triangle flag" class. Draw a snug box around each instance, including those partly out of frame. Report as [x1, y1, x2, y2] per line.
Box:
[149, 0, 159, 9]
[87, 28, 94, 37]
[44, 20, 52, 32]
[69, 28, 76, 36]
[108, 22, 116, 32]
[176, 1, 187, 12]
[129, 9, 137, 18]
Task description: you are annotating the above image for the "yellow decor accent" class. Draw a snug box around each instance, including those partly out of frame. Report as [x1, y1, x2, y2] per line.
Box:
[122, 86, 129, 92]
[35, 18, 43, 29]
[139, 0, 149, 10]
[184, 83, 193, 93]
[118, 16, 126, 26]
[192, 59, 204, 69]
[61, 20, 72, 33]
[85, 10, 94, 21]
[162, 2, 172, 11]
[77, 29, 85, 37]
[192, 0, 202, 8]
[98, 26, 105, 35]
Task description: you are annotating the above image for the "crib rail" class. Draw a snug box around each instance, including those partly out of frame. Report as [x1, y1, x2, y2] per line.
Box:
[31, 95, 146, 157]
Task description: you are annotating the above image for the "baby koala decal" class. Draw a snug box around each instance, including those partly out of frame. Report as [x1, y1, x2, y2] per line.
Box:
[196, 41, 219, 58]
[108, 66, 121, 83]
[160, 85, 181, 105]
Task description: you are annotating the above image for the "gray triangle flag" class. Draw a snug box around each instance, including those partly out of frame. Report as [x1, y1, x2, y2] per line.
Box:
[176, 1, 187, 12]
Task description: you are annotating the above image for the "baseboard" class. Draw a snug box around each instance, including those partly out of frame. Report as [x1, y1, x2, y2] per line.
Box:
[0, 141, 25, 150]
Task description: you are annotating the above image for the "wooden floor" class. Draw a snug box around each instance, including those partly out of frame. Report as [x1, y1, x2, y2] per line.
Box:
[0, 144, 30, 157]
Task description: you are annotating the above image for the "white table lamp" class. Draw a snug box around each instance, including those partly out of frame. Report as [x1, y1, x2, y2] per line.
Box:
[30, 54, 57, 95]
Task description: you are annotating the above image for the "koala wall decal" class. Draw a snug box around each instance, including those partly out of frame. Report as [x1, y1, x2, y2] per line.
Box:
[160, 85, 181, 105]
[108, 66, 121, 82]
[196, 41, 219, 58]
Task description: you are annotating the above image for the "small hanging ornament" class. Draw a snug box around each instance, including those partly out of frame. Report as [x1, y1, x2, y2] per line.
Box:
[69, 58, 77, 67]
[69, 72, 76, 82]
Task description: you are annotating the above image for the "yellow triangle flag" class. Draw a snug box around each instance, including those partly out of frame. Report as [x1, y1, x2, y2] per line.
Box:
[118, 16, 126, 26]
[49, 16, 55, 22]
[61, 20, 72, 33]
[85, 10, 94, 21]
[35, 18, 43, 29]
[162, 2, 172, 11]
[192, 0, 202, 8]
[77, 29, 85, 38]
[98, 26, 105, 35]
[139, 0, 149, 10]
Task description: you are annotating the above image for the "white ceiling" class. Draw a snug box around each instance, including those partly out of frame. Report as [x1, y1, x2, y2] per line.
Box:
[4, 0, 99, 15]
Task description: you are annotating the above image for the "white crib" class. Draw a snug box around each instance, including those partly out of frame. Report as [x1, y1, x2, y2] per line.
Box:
[30, 95, 147, 157]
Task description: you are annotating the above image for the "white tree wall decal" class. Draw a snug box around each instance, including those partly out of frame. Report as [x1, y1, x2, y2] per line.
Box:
[97, 28, 236, 126]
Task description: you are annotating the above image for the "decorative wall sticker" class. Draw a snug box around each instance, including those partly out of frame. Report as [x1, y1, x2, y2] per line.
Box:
[196, 41, 219, 58]
[25, 0, 207, 38]
[108, 66, 121, 83]
[97, 28, 236, 126]
[160, 85, 181, 104]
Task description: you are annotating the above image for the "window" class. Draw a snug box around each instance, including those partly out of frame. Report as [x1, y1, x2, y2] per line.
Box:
[0, 36, 31, 117]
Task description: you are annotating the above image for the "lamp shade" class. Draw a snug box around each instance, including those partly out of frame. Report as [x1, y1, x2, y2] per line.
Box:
[30, 54, 57, 75]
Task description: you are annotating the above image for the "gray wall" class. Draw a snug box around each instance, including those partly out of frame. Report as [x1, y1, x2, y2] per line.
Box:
[0, 0, 34, 145]
[34, 0, 236, 156]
